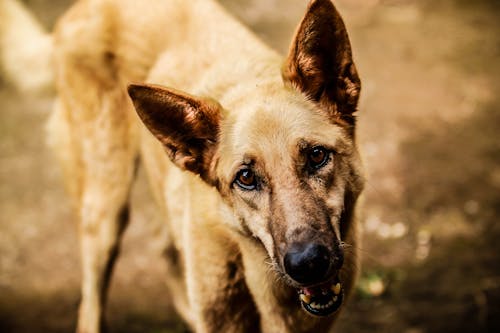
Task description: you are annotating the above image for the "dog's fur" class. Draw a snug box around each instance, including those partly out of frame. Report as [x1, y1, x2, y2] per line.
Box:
[2, 0, 364, 332]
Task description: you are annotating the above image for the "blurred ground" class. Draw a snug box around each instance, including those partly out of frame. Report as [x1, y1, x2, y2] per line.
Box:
[1, 0, 499, 332]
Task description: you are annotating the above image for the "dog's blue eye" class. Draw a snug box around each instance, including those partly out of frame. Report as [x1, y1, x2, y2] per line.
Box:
[235, 169, 257, 190]
[308, 146, 330, 169]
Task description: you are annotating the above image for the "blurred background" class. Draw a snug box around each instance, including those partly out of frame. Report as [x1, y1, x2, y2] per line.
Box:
[1, 0, 499, 332]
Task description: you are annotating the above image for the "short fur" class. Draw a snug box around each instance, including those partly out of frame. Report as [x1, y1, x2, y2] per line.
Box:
[3, 0, 364, 332]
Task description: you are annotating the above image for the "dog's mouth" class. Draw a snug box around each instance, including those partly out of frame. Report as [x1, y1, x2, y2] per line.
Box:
[297, 277, 344, 317]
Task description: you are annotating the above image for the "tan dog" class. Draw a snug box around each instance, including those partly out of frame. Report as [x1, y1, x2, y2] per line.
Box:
[2, 0, 364, 332]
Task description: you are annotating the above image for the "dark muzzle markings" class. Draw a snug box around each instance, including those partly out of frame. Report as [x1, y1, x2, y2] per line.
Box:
[269, 168, 346, 317]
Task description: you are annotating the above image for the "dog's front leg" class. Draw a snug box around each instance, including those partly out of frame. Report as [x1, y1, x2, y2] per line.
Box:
[184, 226, 260, 333]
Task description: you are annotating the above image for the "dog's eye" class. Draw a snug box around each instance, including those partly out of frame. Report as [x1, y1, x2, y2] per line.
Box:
[235, 169, 257, 190]
[308, 146, 330, 169]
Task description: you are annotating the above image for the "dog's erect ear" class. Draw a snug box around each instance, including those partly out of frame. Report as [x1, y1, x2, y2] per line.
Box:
[282, 0, 360, 125]
[128, 83, 221, 184]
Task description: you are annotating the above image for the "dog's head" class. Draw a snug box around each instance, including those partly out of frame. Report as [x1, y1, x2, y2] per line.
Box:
[128, 0, 363, 317]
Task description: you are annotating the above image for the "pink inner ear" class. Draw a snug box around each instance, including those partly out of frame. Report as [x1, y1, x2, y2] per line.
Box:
[184, 107, 198, 123]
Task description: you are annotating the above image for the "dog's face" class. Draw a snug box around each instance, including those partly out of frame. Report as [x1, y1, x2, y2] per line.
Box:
[128, 0, 363, 317]
[216, 88, 364, 315]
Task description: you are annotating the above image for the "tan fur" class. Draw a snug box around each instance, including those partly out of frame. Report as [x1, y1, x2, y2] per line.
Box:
[7, 0, 364, 332]
[0, 0, 53, 93]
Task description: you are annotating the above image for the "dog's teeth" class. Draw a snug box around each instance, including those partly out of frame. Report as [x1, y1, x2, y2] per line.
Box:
[300, 294, 311, 304]
[333, 296, 338, 303]
[332, 282, 341, 295]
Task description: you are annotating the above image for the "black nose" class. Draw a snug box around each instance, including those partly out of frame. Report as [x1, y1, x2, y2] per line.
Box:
[284, 243, 331, 285]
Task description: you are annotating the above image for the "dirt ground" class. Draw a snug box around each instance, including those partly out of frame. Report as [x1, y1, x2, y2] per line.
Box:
[1, 0, 499, 332]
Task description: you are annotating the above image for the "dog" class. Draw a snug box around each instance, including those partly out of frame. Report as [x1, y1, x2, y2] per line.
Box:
[1, 0, 364, 332]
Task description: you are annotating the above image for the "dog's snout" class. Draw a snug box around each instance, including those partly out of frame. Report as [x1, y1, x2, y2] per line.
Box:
[284, 243, 332, 285]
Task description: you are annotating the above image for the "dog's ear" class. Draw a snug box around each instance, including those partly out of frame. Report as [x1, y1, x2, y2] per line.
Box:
[128, 83, 221, 185]
[282, 0, 360, 126]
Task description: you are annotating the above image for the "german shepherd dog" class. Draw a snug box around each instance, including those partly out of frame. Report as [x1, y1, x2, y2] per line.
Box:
[1, 0, 364, 332]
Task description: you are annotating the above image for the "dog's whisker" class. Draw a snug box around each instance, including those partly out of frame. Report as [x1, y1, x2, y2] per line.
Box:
[341, 241, 386, 267]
